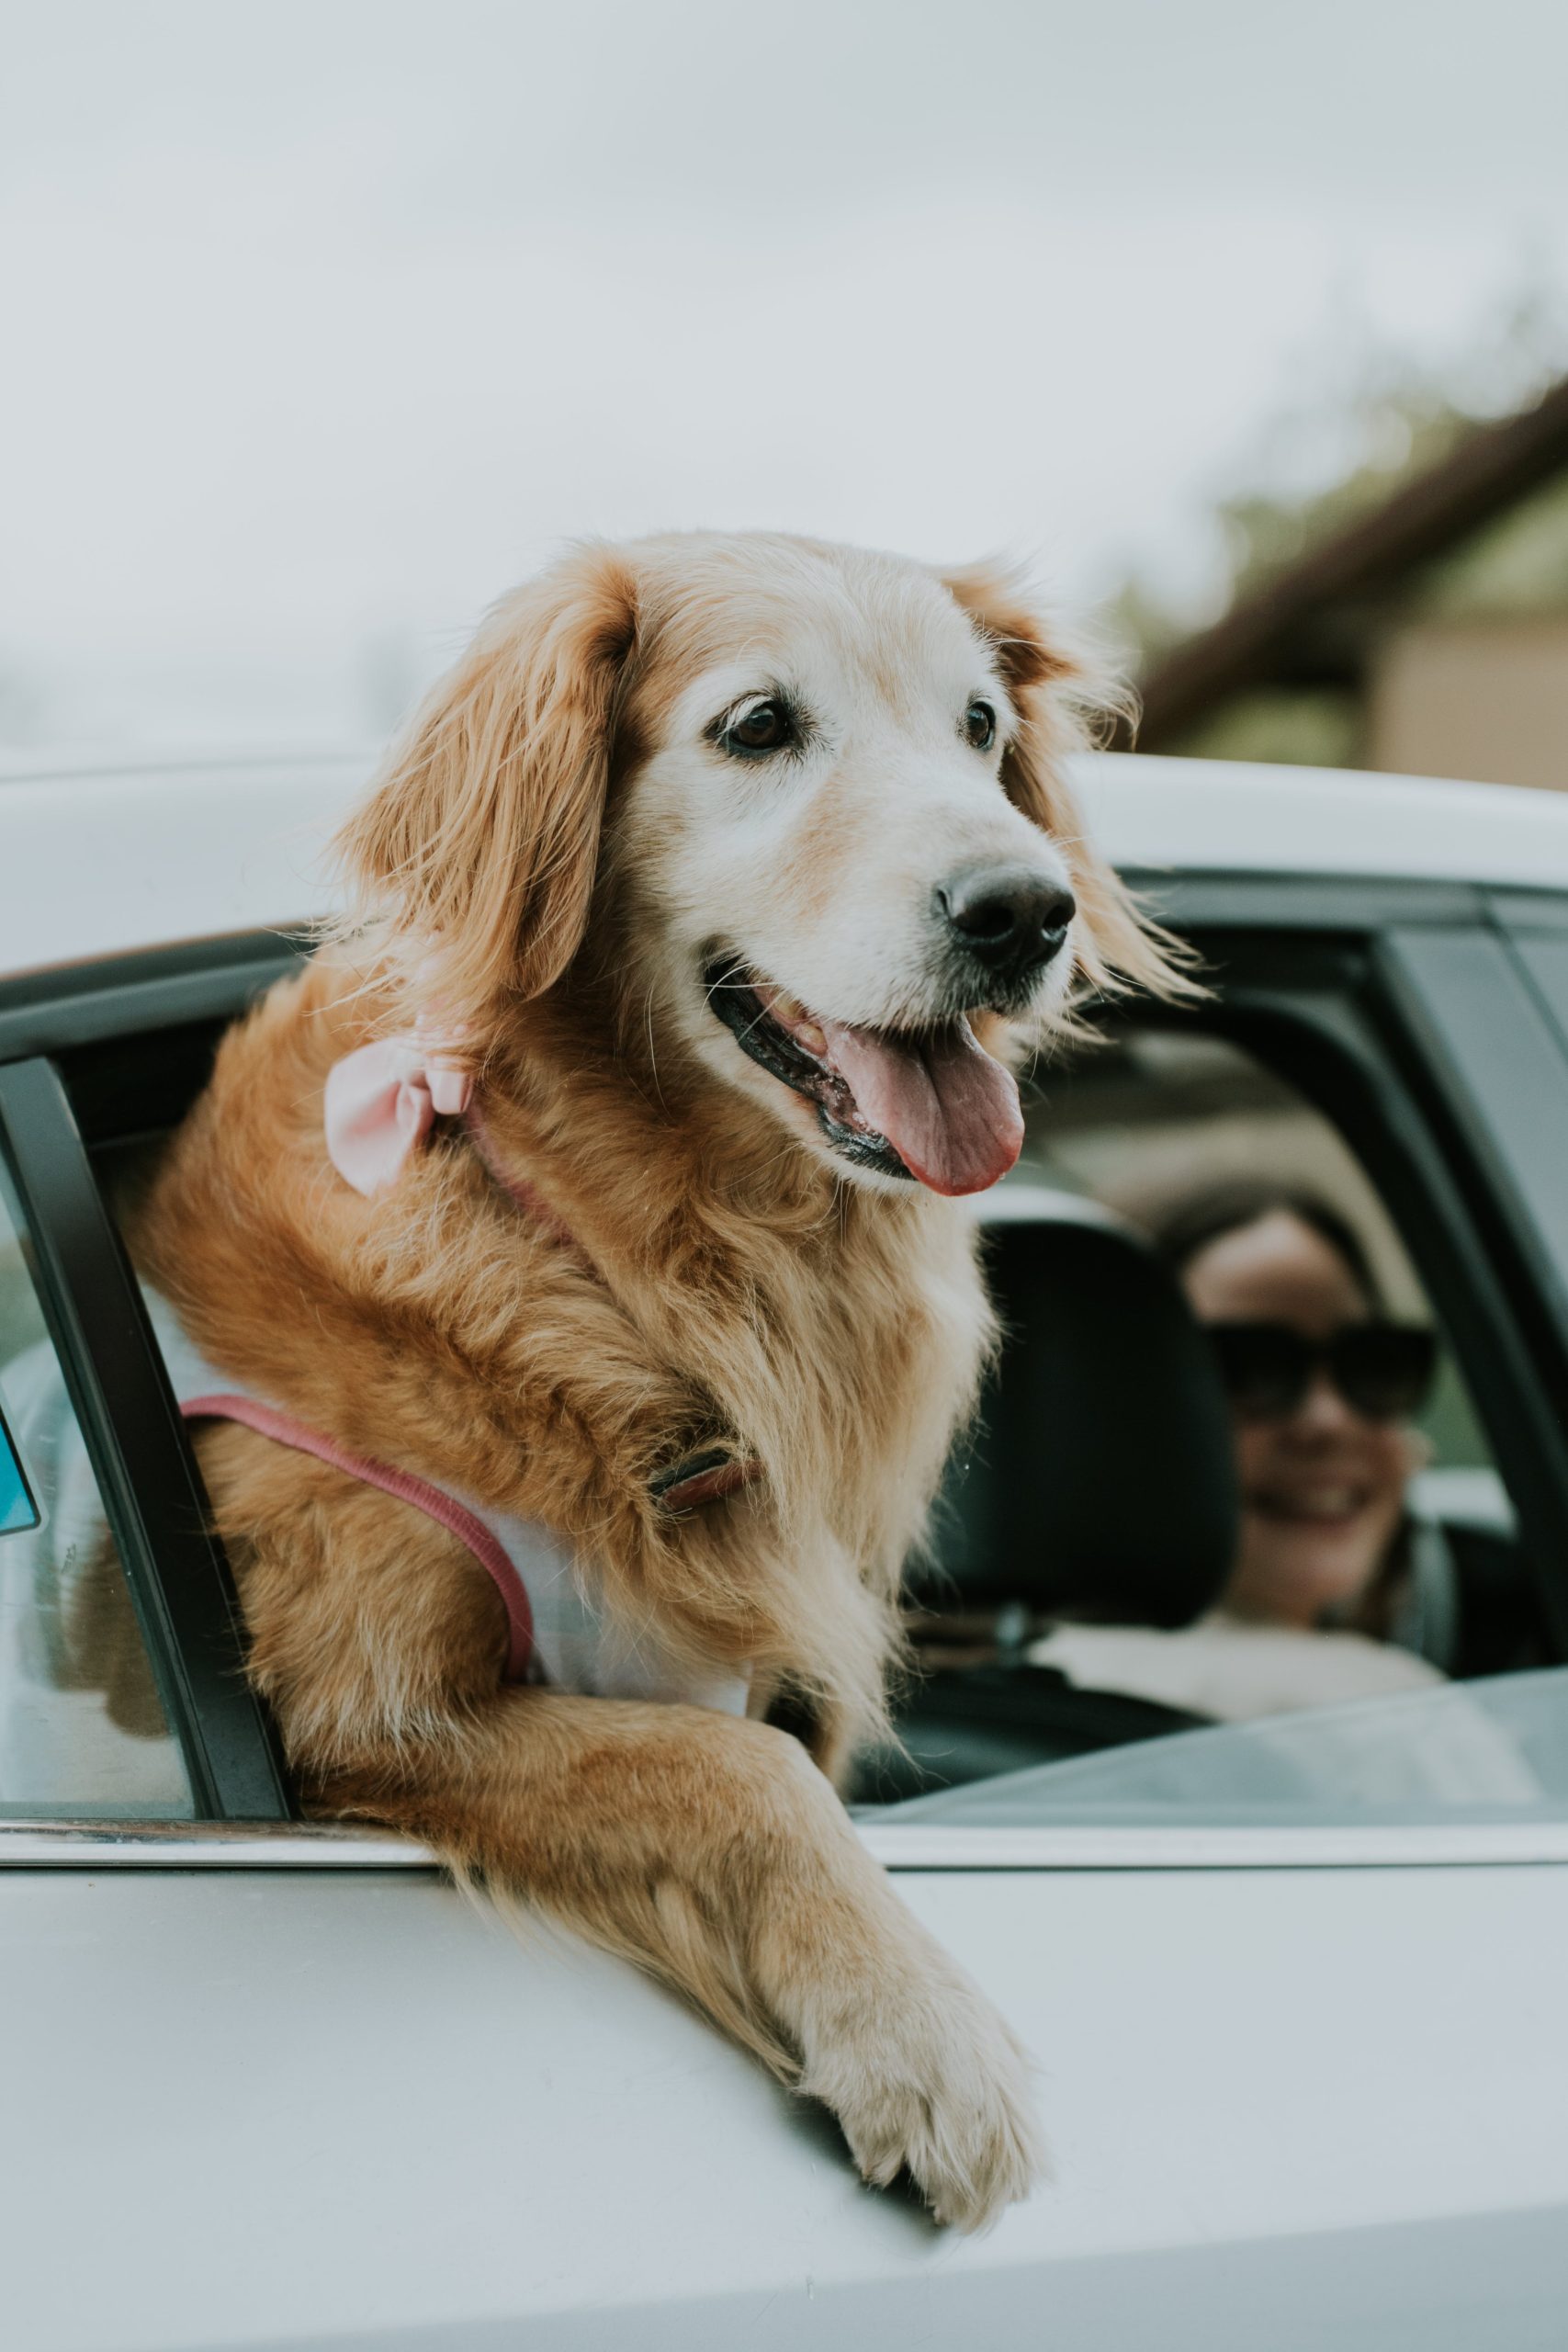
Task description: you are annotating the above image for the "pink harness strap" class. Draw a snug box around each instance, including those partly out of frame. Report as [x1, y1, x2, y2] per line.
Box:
[181, 1393, 535, 1684]
[178, 1099, 761, 1697]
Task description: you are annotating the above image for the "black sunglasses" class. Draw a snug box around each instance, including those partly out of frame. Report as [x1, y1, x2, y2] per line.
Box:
[1204, 1320, 1438, 1423]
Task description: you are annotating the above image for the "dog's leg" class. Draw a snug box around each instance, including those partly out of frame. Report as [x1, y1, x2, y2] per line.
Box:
[319, 1693, 1043, 2232]
[206, 1435, 1042, 2230]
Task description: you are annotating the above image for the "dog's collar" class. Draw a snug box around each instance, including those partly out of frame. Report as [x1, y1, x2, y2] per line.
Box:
[462, 1100, 579, 1246]
[322, 1033, 583, 1247]
[322, 1036, 762, 1517]
[462, 1106, 761, 1512]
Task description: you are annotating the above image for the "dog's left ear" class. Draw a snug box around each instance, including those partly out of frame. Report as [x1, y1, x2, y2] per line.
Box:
[335, 543, 638, 1032]
[942, 562, 1195, 1003]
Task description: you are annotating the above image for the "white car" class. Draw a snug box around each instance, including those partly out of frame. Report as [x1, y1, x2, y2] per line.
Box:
[3, 751, 1568, 2349]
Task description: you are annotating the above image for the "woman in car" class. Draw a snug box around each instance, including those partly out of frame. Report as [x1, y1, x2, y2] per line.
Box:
[1166, 1187, 1440, 1638]
[1031, 1184, 1459, 1720]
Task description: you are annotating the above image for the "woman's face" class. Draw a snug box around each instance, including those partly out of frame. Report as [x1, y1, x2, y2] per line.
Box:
[1181, 1211, 1415, 1627]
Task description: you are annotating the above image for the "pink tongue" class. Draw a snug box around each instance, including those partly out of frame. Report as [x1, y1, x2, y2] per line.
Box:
[818, 1017, 1023, 1195]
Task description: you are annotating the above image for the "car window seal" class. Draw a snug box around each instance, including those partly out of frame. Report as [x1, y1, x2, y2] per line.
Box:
[6, 1816, 1568, 1872]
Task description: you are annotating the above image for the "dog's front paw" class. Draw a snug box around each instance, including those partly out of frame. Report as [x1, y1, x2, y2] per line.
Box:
[801, 1960, 1045, 2232]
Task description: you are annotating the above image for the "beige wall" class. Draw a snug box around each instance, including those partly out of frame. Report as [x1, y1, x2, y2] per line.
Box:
[1369, 615, 1568, 790]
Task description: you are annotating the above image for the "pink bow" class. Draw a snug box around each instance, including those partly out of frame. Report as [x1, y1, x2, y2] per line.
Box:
[324, 1024, 473, 1197]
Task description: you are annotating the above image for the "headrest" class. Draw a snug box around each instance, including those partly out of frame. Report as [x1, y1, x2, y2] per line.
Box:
[913, 1193, 1238, 1629]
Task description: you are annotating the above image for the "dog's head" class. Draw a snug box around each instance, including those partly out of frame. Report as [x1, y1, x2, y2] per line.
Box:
[337, 533, 1185, 1198]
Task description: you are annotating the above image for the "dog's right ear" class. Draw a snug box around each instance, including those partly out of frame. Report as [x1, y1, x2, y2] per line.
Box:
[942, 560, 1198, 1010]
[335, 543, 638, 1032]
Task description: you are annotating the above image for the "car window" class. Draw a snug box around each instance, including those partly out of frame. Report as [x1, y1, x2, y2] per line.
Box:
[855, 1012, 1551, 1815]
[0, 1166, 193, 1818]
[6, 949, 1555, 1844]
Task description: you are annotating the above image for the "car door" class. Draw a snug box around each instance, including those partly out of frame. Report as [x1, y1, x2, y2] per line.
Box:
[4, 894, 1568, 2351]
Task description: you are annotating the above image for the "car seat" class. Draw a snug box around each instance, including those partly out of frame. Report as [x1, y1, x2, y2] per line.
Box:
[859, 1192, 1240, 1799]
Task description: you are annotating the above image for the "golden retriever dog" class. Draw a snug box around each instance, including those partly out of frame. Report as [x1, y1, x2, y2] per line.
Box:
[132, 533, 1179, 2229]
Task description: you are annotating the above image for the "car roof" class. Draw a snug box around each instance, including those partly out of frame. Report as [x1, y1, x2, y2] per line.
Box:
[2, 745, 1566, 981]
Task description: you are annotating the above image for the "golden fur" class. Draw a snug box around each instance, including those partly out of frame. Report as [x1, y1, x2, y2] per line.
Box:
[132, 532, 1186, 2228]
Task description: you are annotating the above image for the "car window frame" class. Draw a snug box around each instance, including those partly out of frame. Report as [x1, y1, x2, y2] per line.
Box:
[0, 1056, 290, 1820]
[4, 879, 1568, 1866]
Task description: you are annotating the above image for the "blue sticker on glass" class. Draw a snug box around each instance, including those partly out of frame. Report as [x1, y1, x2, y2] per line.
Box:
[0, 1401, 40, 1535]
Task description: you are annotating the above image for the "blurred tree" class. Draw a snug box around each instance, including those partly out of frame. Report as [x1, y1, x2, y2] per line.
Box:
[1107, 279, 1568, 774]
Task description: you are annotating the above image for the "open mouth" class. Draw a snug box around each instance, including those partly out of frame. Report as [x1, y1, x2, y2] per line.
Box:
[1248, 1484, 1375, 1529]
[705, 959, 1024, 1197]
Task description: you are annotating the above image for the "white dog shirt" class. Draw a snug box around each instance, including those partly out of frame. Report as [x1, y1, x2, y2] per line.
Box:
[149, 1291, 751, 1717]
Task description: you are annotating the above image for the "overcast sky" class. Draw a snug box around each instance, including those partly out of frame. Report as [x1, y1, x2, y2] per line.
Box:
[5, 0, 1568, 746]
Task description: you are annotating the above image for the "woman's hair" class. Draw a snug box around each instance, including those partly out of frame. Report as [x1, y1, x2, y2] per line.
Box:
[1149, 1181, 1383, 1309]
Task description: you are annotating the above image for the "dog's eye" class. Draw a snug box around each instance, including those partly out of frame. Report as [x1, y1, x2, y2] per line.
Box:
[724, 700, 792, 755]
[964, 700, 997, 752]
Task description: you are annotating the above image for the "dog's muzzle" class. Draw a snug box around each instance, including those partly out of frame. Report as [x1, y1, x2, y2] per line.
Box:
[703, 950, 1030, 1198]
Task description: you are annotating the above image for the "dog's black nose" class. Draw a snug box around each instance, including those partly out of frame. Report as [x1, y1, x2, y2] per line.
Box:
[935, 866, 1077, 979]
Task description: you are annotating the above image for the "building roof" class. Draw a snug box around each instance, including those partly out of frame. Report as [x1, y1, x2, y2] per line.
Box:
[1128, 375, 1568, 752]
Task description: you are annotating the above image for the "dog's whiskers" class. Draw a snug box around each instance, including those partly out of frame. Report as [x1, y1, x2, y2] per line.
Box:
[703, 957, 751, 1005]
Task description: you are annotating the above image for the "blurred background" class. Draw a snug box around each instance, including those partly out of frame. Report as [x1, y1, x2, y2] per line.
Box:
[6, 0, 1568, 784]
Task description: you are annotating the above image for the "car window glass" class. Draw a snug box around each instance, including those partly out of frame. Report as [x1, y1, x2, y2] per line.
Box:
[0, 1168, 193, 1818]
[876, 1668, 1568, 1828]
